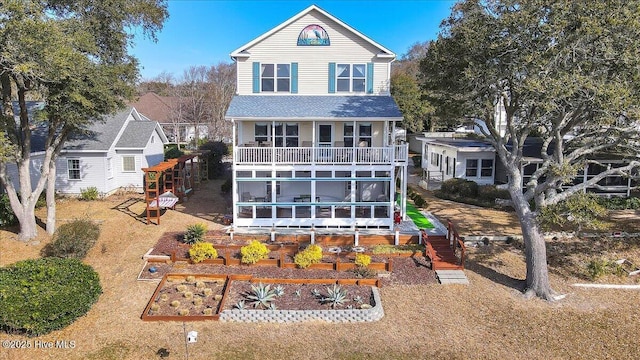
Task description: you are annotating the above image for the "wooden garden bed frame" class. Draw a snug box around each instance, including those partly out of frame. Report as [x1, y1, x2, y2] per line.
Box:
[141, 273, 380, 322]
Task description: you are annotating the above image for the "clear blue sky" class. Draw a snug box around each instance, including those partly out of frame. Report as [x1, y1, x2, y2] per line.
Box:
[129, 0, 457, 80]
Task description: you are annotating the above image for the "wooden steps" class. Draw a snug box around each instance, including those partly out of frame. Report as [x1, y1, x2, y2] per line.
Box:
[426, 235, 464, 271]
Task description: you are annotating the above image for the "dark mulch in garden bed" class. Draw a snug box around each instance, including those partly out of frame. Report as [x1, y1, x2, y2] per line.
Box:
[143, 231, 437, 286]
[139, 255, 436, 286]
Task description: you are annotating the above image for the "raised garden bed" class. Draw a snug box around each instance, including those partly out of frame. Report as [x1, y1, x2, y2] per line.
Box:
[141, 274, 228, 321]
[142, 274, 383, 323]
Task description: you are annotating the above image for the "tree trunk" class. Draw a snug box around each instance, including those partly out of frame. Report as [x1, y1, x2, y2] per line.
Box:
[510, 187, 556, 300]
[46, 161, 57, 235]
[14, 199, 38, 240]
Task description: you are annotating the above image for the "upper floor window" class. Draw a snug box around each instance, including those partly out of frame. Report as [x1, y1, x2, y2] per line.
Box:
[261, 64, 290, 92]
[337, 64, 366, 92]
[67, 159, 80, 180]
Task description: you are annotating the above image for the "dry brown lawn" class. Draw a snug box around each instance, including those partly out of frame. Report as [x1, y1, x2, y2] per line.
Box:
[1, 179, 640, 360]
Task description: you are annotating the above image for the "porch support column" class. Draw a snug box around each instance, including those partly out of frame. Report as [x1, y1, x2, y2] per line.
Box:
[401, 164, 408, 221]
[271, 169, 277, 220]
[231, 119, 237, 230]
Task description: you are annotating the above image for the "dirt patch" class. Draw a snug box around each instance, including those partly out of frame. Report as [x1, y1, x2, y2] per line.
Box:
[146, 277, 225, 317]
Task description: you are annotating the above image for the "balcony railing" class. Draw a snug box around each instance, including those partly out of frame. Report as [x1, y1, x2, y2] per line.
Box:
[235, 144, 408, 165]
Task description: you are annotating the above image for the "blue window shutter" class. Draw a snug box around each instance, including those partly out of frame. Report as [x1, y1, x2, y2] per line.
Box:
[252, 62, 260, 93]
[328, 62, 336, 93]
[366, 62, 374, 94]
[291, 62, 298, 94]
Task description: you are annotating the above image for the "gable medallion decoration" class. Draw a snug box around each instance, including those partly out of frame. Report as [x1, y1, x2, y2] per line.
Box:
[297, 24, 330, 46]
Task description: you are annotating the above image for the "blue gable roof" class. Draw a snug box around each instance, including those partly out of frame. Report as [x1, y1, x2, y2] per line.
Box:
[225, 95, 403, 119]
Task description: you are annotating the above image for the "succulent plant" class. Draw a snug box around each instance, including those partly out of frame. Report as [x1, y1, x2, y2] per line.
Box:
[321, 284, 348, 309]
[195, 281, 206, 289]
[246, 283, 277, 309]
[311, 288, 322, 298]
[234, 300, 246, 310]
[353, 295, 364, 304]
[170, 300, 180, 308]
[178, 308, 189, 316]
[273, 285, 285, 297]
[268, 303, 278, 310]
[183, 291, 193, 299]
[294, 289, 302, 298]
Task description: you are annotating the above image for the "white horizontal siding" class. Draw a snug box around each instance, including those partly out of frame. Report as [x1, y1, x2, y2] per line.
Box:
[237, 120, 388, 146]
[236, 11, 393, 95]
[115, 150, 145, 190]
[56, 153, 107, 194]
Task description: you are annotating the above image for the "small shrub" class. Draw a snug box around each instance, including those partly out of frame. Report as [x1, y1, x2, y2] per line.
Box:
[170, 300, 180, 307]
[587, 258, 626, 280]
[165, 146, 184, 160]
[0, 193, 17, 227]
[440, 178, 479, 198]
[411, 155, 422, 168]
[0, 258, 101, 336]
[42, 218, 100, 259]
[178, 309, 190, 316]
[183, 291, 193, 299]
[150, 303, 160, 312]
[195, 281, 206, 289]
[80, 187, 100, 201]
[189, 242, 218, 263]
[240, 240, 270, 265]
[203, 288, 213, 297]
[354, 253, 371, 268]
[203, 308, 213, 315]
[294, 244, 323, 268]
[183, 223, 207, 245]
[159, 294, 169, 301]
[220, 178, 232, 194]
[185, 275, 196, 283]
[193, 297, 203, 306]
[176, 284, 187, 292]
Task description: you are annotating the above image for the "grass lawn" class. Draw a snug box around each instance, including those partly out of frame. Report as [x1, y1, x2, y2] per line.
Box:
[399, 197, 435, 229]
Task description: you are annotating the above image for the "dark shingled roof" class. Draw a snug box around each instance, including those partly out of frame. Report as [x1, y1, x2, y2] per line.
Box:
[225, 95, 403, 119]
[115, 121, 158, 148]
[63, 108, 133, 151]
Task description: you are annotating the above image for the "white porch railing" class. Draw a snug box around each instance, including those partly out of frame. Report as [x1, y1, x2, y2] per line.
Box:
[235, 144, 408, 165]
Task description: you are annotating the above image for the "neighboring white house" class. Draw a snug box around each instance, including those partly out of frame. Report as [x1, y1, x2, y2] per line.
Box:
[3, 104, 168, 196]
[224, 5, 408, 230]
[418, 138, 496, 186]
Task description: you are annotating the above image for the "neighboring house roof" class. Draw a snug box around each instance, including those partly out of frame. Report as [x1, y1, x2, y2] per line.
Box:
[230, 4, 395, 59]
[225, 95, 403, 120]
[115, 121, 162, 149]
[418, 137, 496, 153]
[128, 92, 178, 123]
[63, 108, 134, 151]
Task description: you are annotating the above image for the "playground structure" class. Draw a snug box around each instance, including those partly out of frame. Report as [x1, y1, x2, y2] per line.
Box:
[142, 151, 210, 225]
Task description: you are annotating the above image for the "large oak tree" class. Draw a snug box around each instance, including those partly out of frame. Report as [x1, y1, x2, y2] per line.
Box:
[0, 0, 167, 240]
[421, 0, 640, 299]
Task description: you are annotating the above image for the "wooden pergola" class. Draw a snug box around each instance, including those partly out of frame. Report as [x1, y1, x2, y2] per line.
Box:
[142, 151, 211, 225]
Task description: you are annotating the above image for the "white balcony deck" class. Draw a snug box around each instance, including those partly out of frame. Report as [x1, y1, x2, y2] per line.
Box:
[235, 144, 408, 165]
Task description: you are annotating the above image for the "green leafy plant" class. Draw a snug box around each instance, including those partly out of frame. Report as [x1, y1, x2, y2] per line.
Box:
[587, 258, 626, 280]
[0, 258, 101, 336]
[41, 218, 100, 259]
[246, 283, 277, 309]
[189, 242, 218, 263]
[293, 244, 323, 268]
[80, 186, 100, 201]
[354, 253, 371, 268]
[538, 193, 608, 233]
[321, 284, 348, 309]
[183, 223, 207, 244]
[0, 193, 17, 227]
[240, 240, 269, 265]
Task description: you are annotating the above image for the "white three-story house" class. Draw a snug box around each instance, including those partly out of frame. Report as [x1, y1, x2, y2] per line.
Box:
[225, 5, 408, 231]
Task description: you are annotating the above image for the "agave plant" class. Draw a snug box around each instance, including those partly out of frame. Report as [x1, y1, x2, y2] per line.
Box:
[234, 300, 246, 310]
[294, 289, 302, 298]
[268, 303, 278, 310]
[353, 295, 364, 305]
[322, 284, 348, 309]
[246, 283, 277, 309]
[311, 288, 322, 298]
[273, 285, 285, 297]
